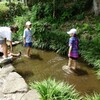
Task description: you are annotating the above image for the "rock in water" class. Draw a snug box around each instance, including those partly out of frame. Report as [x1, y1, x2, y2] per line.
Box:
[62, 65, 72, 74]
[0, 56, 13, 65]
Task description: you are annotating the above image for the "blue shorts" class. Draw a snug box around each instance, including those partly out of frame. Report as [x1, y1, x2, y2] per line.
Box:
[24, 42, 32, 47]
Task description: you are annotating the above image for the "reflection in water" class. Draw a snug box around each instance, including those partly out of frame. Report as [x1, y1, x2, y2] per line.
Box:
[13, 44, 100, 95]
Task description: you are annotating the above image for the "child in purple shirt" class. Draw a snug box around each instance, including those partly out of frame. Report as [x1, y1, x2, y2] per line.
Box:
[67, 28, 79, 70]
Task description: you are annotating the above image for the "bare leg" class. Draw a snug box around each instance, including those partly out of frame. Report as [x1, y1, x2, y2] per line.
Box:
[9, 52, 21, 57]
[27, 46, 31, 57]
[68, 58, 73, 68]
[2, 43, 8, 58]
[72, 59, 77, 69]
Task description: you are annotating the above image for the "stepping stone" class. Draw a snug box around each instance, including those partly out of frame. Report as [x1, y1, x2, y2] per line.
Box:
[62, 65, 73, 74]
[0, 56, 13, 66]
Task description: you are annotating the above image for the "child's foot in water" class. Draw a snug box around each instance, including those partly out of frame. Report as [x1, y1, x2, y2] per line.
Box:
[24, 54, 30, 58]
[17, 51, 21, 57]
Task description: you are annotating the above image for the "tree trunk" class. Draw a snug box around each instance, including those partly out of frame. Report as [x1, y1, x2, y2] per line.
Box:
[93, 0, 100, 16]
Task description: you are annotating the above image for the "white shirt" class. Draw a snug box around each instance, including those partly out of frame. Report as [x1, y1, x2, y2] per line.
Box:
[0, 27, 12, 41]
[0, 45, 3, 52]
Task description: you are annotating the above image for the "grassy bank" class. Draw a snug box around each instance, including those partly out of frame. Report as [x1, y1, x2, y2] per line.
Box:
[30, 78, 100, 100]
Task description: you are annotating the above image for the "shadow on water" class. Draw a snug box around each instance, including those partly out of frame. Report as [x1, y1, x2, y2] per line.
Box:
[72, 68, 88, 76]
[30, 54, 43, 60]
[17, 70, 34, 80]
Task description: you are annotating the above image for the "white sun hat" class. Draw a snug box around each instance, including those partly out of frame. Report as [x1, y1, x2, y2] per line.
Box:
[67, 28, 77, 34]
[26, 21, 32, 26]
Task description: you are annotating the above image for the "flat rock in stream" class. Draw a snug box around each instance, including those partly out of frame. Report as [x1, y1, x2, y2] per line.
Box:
[2, 72, 28, 93]
[62, 65, 73, 74]
[0, 57, 12, 65]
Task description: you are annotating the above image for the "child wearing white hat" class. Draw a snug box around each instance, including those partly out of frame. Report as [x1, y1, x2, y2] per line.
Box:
[23, 21, 32, 57]
[67, 28, 79, 70]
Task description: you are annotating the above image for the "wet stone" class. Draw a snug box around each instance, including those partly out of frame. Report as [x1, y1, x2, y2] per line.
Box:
[0, 41, 41, 100]
[2, 72, 28, 94]
[62, 65, 73, 74]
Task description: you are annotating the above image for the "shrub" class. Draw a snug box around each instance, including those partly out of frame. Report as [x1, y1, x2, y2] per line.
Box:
[31, 2, 53, 22]
[30, 78, 82, 100]
[31, 20, 68, 54]
[0, 2, 28, 24]
[12, 13, 31, 41]
[6, 2, 28, 21]
[0, 2, 9, 24]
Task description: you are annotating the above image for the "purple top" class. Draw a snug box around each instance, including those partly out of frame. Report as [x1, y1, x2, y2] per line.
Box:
[69, 36, 79, 58]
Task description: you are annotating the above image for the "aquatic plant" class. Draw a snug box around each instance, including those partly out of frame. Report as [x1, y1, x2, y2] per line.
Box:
[29, 78, 82, 100]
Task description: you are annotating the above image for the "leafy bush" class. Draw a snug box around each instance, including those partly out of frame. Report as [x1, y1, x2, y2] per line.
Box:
[12, 13, 31, 41]
[31, 20, 68, 54]
[76, 13, 85, 21]
[30, 78, 82, 100]
[59, 0, 92, 22]
[31, 2, 53, 22]
[0, 2, 9, 24]
[0, 2, 28, 24]
[96, 69, 100, 79]
[95, 23, 100, 32]
[79, 33, 100, 68]
[6, 2, 28, 21]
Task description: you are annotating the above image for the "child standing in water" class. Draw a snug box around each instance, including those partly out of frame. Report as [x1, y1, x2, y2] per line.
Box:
[67, 28, 79, 70]
[23, 21, 32, 57]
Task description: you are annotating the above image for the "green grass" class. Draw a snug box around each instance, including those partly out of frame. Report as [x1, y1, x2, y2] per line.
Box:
[29, 78, 82, 100]
[84, 93, 100, 100]
[96, 69, 100, 79]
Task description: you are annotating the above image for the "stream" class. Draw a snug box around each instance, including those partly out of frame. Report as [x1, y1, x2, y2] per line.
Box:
[13, 44, 100, 95]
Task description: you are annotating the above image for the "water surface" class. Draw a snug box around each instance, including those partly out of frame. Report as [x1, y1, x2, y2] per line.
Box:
[13, 44, 100, 95]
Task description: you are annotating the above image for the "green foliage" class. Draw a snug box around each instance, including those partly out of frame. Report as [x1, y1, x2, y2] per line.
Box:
[60, 9, 73, 21]
[96, 69, 100, 79]
[12, 13, 31, 41]
[79, 32, 100, 67]
[76, 13, 85, 21]
[59, 0, 92, 21]
[30, 78, 81, 100]
[72, 0, 86, 13]
[31, 20, 68, 55]
[0, 2, 28, 24]
[82, 23, 90, 31]
[78, 23, 94, 35]
[0, 2, 9, 23]
[84, 93, 100, 100]
[95, 23, 100, 32]
[6, 2, 28, 21]
[31, 2, 53, 22]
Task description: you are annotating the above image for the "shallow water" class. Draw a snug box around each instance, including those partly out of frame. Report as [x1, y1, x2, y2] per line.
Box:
[13, 44, 100, 95]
